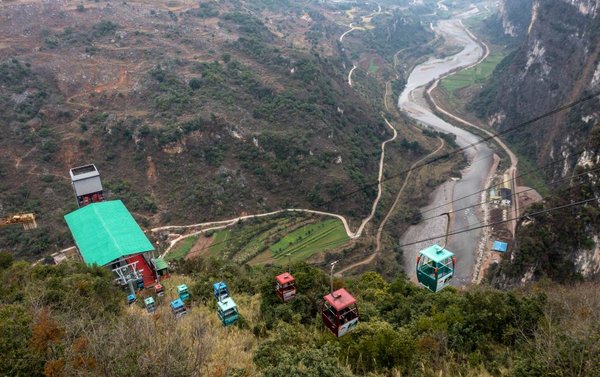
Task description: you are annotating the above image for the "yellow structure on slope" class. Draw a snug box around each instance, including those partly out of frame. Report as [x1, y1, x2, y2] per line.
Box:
[0, 213, 37, 230]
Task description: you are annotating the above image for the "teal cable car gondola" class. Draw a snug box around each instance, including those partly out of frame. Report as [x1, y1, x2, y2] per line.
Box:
[144, 297, 156, 314]
[217, 297, 239, 326]
[177, 284, 190, 301]
[416, 212, 456, 292]
[416, 244, 456, 292]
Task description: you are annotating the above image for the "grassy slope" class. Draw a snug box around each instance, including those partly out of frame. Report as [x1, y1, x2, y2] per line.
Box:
[165, 235, 198, 261]
[2, 259, 598, 376]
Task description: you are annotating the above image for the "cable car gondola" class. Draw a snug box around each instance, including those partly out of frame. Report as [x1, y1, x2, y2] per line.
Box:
[144, 297, 156, 314]
[127, 293, 136, 305]
[416, 244, 455, 292]
[275, 254, 296, 302]
[321, 261, 359, 337]
[170, 298, 187, 318]
[416, 212, 456, 293]
[177, 284, 190, 301]
[275, 272, 296, 302]
[217, 297, 239, 326]
[213, 281, 229, 301]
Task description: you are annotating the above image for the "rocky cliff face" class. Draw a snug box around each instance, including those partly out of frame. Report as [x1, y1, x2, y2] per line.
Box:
[478, 0, 600, 285]
[498, 0, 532, 38]
[491, 128, 600, 286]
[474, 0, 600, 180]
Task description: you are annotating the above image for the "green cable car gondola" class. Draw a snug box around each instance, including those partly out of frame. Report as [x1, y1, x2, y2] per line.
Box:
[416, 244, 455, 292]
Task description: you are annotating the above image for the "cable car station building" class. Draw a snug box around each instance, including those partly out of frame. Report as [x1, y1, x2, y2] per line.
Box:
[64, 200, 167, 288]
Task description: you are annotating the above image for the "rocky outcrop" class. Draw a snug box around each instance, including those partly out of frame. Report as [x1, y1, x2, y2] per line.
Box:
[491, 128, 600, 286]
[479, 0, 600, 285]
[498, 0, 533, 37]
[473, 0, 600, 180]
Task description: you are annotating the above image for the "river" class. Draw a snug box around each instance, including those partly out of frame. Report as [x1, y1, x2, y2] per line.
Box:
[398, 17, 493, 286]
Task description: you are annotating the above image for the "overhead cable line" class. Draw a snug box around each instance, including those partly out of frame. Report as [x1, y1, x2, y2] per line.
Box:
[316, 90, 600, 207]
[420, 143, 600, 216]
[160, 93, 600, 259]
[417, 165, 600, 224]
[398, 196, 599, 249]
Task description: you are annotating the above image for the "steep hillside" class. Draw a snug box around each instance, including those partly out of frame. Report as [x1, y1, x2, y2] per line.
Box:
[0, 0, 439, 259]
[497, 0, 533, 38]
[1, 256, 598, 376]
[472, 0, 600, 180]
[468, 0, 600, 283]
[491, 125, 600, 285]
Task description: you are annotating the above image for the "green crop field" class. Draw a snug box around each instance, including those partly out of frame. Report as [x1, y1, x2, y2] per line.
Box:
[269, 219, 350, 263]
[368, 59, 380, 74]
[165, 235, 198, 261]
[440, 52, 505, 94]
[171, 216, 350, 265]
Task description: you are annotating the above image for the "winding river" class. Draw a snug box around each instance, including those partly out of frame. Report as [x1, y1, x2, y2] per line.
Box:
[398, 17, 493, 286]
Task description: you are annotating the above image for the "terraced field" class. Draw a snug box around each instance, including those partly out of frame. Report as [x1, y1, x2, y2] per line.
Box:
[440, 52, 505, 93]
[269, 219, 350, 262]
[176, 216, 351, 265]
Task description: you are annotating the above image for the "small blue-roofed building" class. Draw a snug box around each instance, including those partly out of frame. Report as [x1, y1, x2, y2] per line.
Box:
[213, 281, 229, 301]
[217, 297, 239, 326]
[171, 298, 187, 318]
[492, 241, 508, 253]
[416, 244, 456, 292]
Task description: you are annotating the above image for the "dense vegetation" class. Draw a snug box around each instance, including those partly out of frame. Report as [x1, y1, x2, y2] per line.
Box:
[1, 254, 598, 376]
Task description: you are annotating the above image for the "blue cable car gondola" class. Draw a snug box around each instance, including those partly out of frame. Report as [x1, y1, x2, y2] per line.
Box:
[217, 297, 239, 326]
[170, 298, 187, 318]
[127, 293, 136, 305]
[213, 281, 229, 301]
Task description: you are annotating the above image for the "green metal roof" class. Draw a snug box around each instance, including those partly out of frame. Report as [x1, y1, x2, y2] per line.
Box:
[419, 244, 454, 262]
[64, 200, 154, 266]
[152, 257, 168, 271]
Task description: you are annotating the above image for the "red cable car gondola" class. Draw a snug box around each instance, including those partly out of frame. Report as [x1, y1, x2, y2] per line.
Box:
[275, 272, 296, 302]
[321, 261, 359, 337]
[275, 254, 296, 302]
[322, 288, 359, 337]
